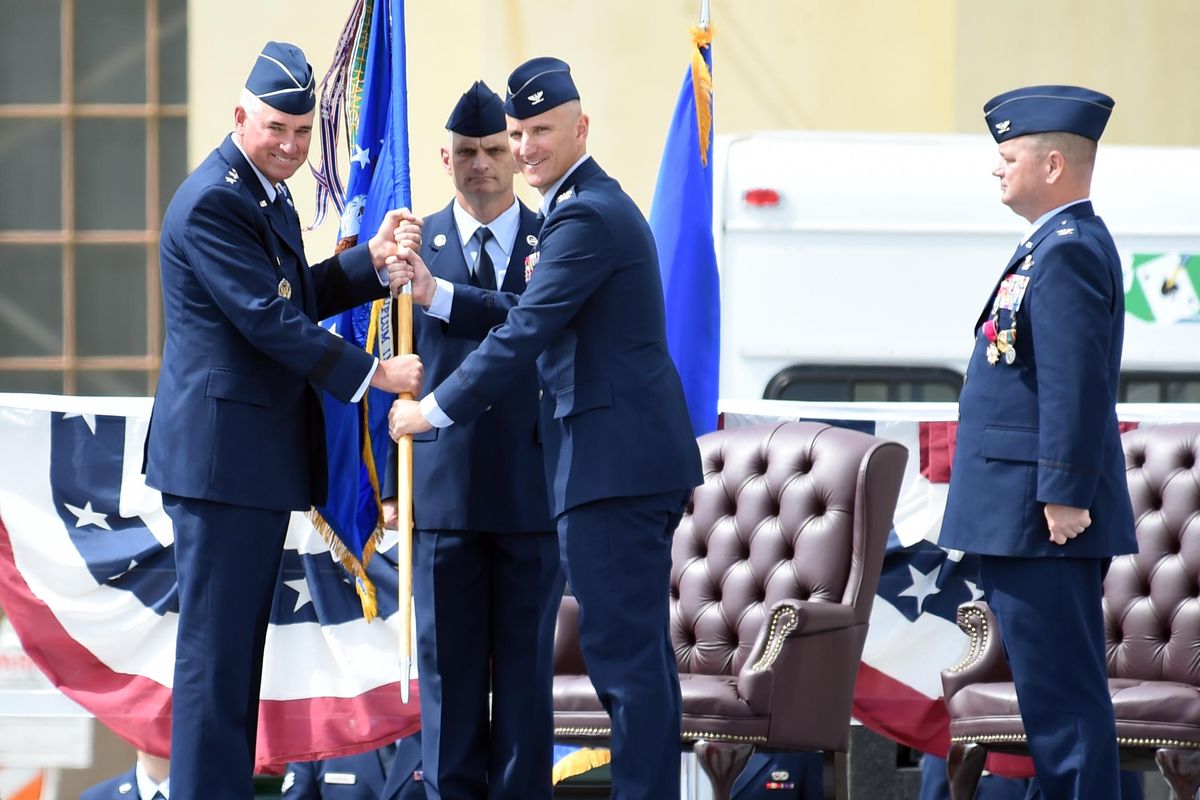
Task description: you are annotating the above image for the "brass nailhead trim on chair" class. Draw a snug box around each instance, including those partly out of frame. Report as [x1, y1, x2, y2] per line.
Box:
[749, 605, 800, 672]
[948, 606, 989, 673]
[951, 733, 1200, 750]
[680, 730, 769, 744]
[555, 726, 613, 738]
[555, 726, 768, 745]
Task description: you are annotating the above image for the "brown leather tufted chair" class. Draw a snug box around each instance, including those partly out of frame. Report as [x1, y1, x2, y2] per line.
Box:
[941, 423, 1200, 799]
[552, 421, 909, 799]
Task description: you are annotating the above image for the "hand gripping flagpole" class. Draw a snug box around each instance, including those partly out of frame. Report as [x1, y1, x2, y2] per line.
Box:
[389, 0, 414, 705]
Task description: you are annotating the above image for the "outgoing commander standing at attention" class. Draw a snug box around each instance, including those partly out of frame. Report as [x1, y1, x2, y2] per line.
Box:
[144, 41, 422, 800]
[383, 81, 563, 800]
[940, 86, 1136, 798]
[387, 57, 703, 799]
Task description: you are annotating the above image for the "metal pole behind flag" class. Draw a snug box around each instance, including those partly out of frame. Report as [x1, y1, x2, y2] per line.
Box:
[389, 0, 414, 705]
[700, 0, 710, 28]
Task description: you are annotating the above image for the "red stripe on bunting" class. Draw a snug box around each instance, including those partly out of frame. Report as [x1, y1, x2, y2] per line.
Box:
[0, 515, 421, 769]
[919, 422, 958, 484]
[853, 661, 1034, 778]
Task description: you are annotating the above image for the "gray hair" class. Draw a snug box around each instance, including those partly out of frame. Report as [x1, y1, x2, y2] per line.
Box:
[239, 88, 265, 118]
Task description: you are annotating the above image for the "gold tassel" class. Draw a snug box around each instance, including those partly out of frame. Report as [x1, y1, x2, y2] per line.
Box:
[552, 748, 612, 785]
[689, 25, 714, 168]
[307, 508, 380, 622]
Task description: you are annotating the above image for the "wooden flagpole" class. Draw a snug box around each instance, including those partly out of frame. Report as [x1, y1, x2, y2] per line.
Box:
[394, 281, 414, 704]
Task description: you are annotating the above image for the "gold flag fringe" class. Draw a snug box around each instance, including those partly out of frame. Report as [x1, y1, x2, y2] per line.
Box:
[307, 507, 382, 621]
[307, 294, 394, 621]
[551, 748, 612, 785]
[690, 25, 714, 168]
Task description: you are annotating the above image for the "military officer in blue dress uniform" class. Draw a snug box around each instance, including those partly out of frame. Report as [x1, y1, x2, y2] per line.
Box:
[381, 81, 562, 800]
[282, 735, 424, 800]
[940, 85, 1137, 798]
[387, 58, 703, 800]
[144, 41, 422, 800]
[81, 751, 170, 800]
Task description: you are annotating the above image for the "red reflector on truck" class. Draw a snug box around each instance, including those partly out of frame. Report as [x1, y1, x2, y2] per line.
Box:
[743, 188, 781, 207]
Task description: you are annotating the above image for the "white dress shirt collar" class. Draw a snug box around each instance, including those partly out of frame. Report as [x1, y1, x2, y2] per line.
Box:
[230, 133, 279, 203]
[1021, 198, 1088, 243]
[135, 760, 169, 800]
[452, 196, 520, 259]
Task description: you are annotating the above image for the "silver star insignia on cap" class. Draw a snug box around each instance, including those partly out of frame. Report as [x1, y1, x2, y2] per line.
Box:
[528, 90, 545, 105]
[526, 234, 538, 246]
[994, 120, 1011, 134]
[433, 233, 447, 248]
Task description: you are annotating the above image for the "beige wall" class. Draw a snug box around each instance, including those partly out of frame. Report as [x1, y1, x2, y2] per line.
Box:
[192, 0, 1200, 255]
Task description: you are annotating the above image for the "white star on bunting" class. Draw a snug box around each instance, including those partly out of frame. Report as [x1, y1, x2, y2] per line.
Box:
[898, 563, 942, 613]
[284, 578, 313, 613]
[61, 412, 98, 434]
[64, 501, 112, 530]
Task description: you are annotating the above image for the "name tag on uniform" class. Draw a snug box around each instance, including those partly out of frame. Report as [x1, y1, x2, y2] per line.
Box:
[323, 772, 358, 785]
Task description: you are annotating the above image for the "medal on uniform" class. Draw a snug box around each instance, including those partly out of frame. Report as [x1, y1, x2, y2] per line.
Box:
[278, 277, 292, 299]
[524, 251, 540, 282]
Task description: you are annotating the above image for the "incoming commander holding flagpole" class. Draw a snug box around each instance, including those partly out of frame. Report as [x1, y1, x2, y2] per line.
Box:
[388, 57, 702, 799]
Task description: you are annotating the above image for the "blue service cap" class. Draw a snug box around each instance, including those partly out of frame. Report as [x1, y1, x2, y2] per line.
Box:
[245, 41, 315, 115]
[503, 56, 580, 119]
[446, 80, 507, 137]
[983, 85, 1114, 143]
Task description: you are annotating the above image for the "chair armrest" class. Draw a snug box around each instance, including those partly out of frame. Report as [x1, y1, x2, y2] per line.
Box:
[736, 600, 858, 715]
[940, 601, 1012, 701]
[554, 594, 587, 675]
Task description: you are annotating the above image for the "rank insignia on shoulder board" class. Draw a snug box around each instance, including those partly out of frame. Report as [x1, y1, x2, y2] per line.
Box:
[1056, 227, 1075, 237]
[556, 188, 575, 205]
[225, 168, 239, 185]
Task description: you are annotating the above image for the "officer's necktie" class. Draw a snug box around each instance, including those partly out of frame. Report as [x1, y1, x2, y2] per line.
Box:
[151, 792, 166, 800]
[471, 227, 497, 290]
[378, 740, 399, 776]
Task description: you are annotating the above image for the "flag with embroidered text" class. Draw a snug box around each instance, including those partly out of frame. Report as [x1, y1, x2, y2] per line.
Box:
[312, 0, 412, 618]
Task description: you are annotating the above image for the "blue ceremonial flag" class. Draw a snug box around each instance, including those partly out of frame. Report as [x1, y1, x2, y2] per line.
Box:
[313, 0, 411, 618]
[650, 23, 720, 437]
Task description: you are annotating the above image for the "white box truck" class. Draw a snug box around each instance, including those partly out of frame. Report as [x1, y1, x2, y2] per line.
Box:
[714, 131, 1200, 404]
